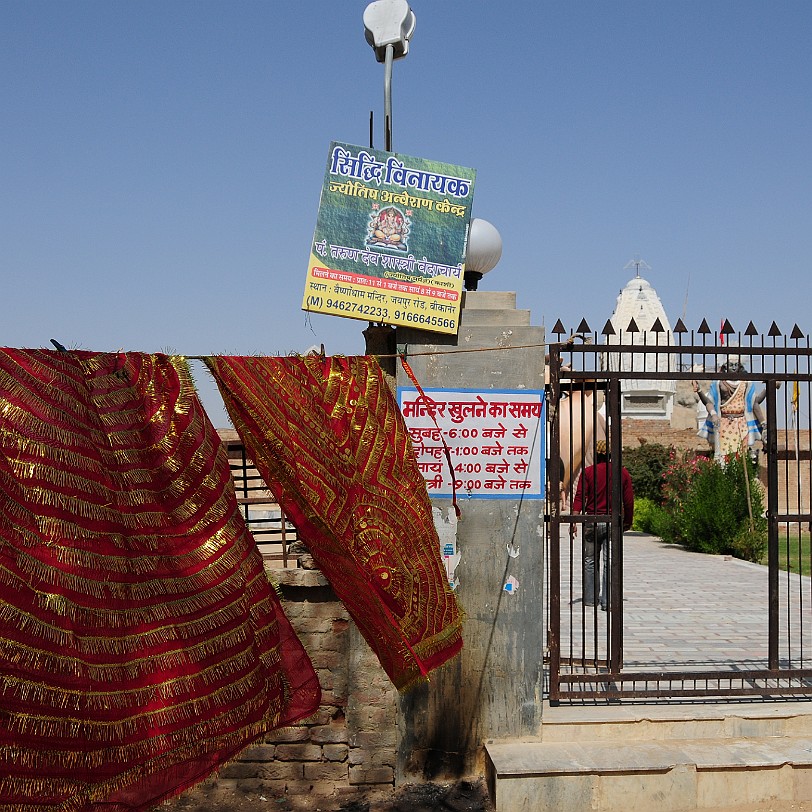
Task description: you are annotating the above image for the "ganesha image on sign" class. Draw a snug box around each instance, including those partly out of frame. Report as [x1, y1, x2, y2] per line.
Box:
[367, 206, 410, 251]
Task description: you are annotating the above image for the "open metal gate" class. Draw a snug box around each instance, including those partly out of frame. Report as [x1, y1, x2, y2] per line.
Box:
[546, 322, 812, 702]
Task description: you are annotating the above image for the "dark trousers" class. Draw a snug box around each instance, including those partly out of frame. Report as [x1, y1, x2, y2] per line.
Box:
[583, 523, 609, 609]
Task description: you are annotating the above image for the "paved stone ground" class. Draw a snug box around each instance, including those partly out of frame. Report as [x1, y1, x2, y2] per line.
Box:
[554, 531, 812, 675]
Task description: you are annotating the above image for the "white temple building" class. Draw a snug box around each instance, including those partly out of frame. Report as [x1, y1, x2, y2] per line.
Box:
[605, 265, 678, 421]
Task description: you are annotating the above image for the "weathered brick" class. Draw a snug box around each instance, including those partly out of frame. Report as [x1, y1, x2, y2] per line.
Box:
[369, 750, 396, 768]
[348, 749, 393, 768]
[331, 678, 349, 697]
[348, 749, 367, 767]
[309, 650, 344, 670]
[309, 724, 349, 744]
[275, 569, 330, 588]
[281, 603, 305, 620]
[303, 761, 349, 782]
[366, 706, 396, 726]
[316, 669, 334, 690]
[296, 601, 347, 620]
[217, 762, 261, 780]
[238, 744, 275, 762]
[323, 744, 349, 762]
[348, 765, 395, 786]
[303, 705, 335, 726]
[214, 586, 402, 803]
[247, 779, 287, 796]
[258, 762, 305, 781]
[279, 779, 317, 795]
[348, 730, 397, 750]
[319, 689, 347, 706]
[264, 726, 312, 744]
[296, 616, 336, 634]
[347, 689, 388, 707]
[206, 777, 267, 794]
[319, 632, 349, 652]
[274, 743, 323, 761]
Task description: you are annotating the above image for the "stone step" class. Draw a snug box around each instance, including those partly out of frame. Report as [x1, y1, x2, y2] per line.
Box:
[459, 307, 531, 327]
[485, 735, 812, 812]
[539, 701, 812, 743]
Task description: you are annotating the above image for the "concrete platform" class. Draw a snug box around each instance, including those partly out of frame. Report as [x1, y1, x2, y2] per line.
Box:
[487, 532, 812, 810]
[486, 702, 812, 811]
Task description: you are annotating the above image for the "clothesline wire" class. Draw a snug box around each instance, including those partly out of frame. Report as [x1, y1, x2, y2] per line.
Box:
[184, 341, 549, 362]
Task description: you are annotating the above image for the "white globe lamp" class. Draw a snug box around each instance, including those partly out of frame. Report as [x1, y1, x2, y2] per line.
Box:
[465, 218, 502, 291]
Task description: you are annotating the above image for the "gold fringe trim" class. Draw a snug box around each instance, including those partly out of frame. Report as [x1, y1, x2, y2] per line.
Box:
[3, 666, 272, 743]
[0, 644, 269, 713]
[0, 586, 274, 657]
[0, 711, 281, 812]
[0, 598, 277, 682]
[0, 556, 268, 629]
[3, 527, 254, 604]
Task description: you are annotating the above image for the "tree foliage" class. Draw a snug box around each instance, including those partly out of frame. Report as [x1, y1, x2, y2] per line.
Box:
[622, 442, 672, 505]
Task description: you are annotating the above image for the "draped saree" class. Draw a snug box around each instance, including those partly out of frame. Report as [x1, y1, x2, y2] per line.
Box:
[0, 349, 320, 812]
[205, 354, 463, 691]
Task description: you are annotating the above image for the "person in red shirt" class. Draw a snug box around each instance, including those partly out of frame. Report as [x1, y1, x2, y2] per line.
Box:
[570, 440, 634, 611]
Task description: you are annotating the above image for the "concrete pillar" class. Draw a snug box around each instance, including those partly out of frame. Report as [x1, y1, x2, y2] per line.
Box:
[393, 291, 546, 779]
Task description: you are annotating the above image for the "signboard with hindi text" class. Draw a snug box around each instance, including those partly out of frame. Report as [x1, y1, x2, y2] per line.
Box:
[398, 388, 545, 500]
[303, 142, 476, 335]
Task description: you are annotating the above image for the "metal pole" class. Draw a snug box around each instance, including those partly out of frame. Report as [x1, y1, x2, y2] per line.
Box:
[767, 379, 780, 670]
[384, 43, 394, 151]
[609, 378, 623, 674]
[548, 345, 562, 704]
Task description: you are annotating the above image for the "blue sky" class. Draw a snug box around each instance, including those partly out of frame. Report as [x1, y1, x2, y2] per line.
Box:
[2, 1, 810, 422]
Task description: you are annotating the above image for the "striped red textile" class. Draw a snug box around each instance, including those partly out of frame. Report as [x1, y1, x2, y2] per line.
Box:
[0, 349, 320, 812]
[205, 354, 463, 691]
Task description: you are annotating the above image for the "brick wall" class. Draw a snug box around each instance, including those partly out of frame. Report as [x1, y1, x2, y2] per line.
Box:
[173, 568, 399, 812]
[622, 418, 707, 452]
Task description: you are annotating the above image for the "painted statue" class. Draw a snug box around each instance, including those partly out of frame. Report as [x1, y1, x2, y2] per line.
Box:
[693, 361, 768, 460]
[546, 345, 607, 510]
[558, 387, 606, 508]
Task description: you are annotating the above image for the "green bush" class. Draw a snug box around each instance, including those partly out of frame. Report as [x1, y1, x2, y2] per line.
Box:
[656, 450, 703, 547]
[649, 504, 678, 541]
[632, 497, 658, 533]
[656, 450, 766, 559]
[680, 460, 743, 554]
[623, 442, 672, 505]
[731, 526, 768, 563]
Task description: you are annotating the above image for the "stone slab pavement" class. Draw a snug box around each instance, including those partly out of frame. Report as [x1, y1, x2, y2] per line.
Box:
[552, 532, 812, 672]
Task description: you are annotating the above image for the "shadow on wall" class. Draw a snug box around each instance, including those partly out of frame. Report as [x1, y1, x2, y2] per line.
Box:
[399, 658, 469, 781]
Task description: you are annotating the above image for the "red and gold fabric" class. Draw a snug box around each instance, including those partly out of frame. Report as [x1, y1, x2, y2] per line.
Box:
[205, 354, 463, 691]
[0, 349, 320, 812]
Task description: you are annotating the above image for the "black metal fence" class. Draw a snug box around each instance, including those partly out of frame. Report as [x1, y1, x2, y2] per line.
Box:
[224, 439, 298, 566]
[546, 320, 812, 702]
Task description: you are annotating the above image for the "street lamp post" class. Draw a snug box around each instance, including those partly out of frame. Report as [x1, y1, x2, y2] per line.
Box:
[363, 0, 416, 151]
